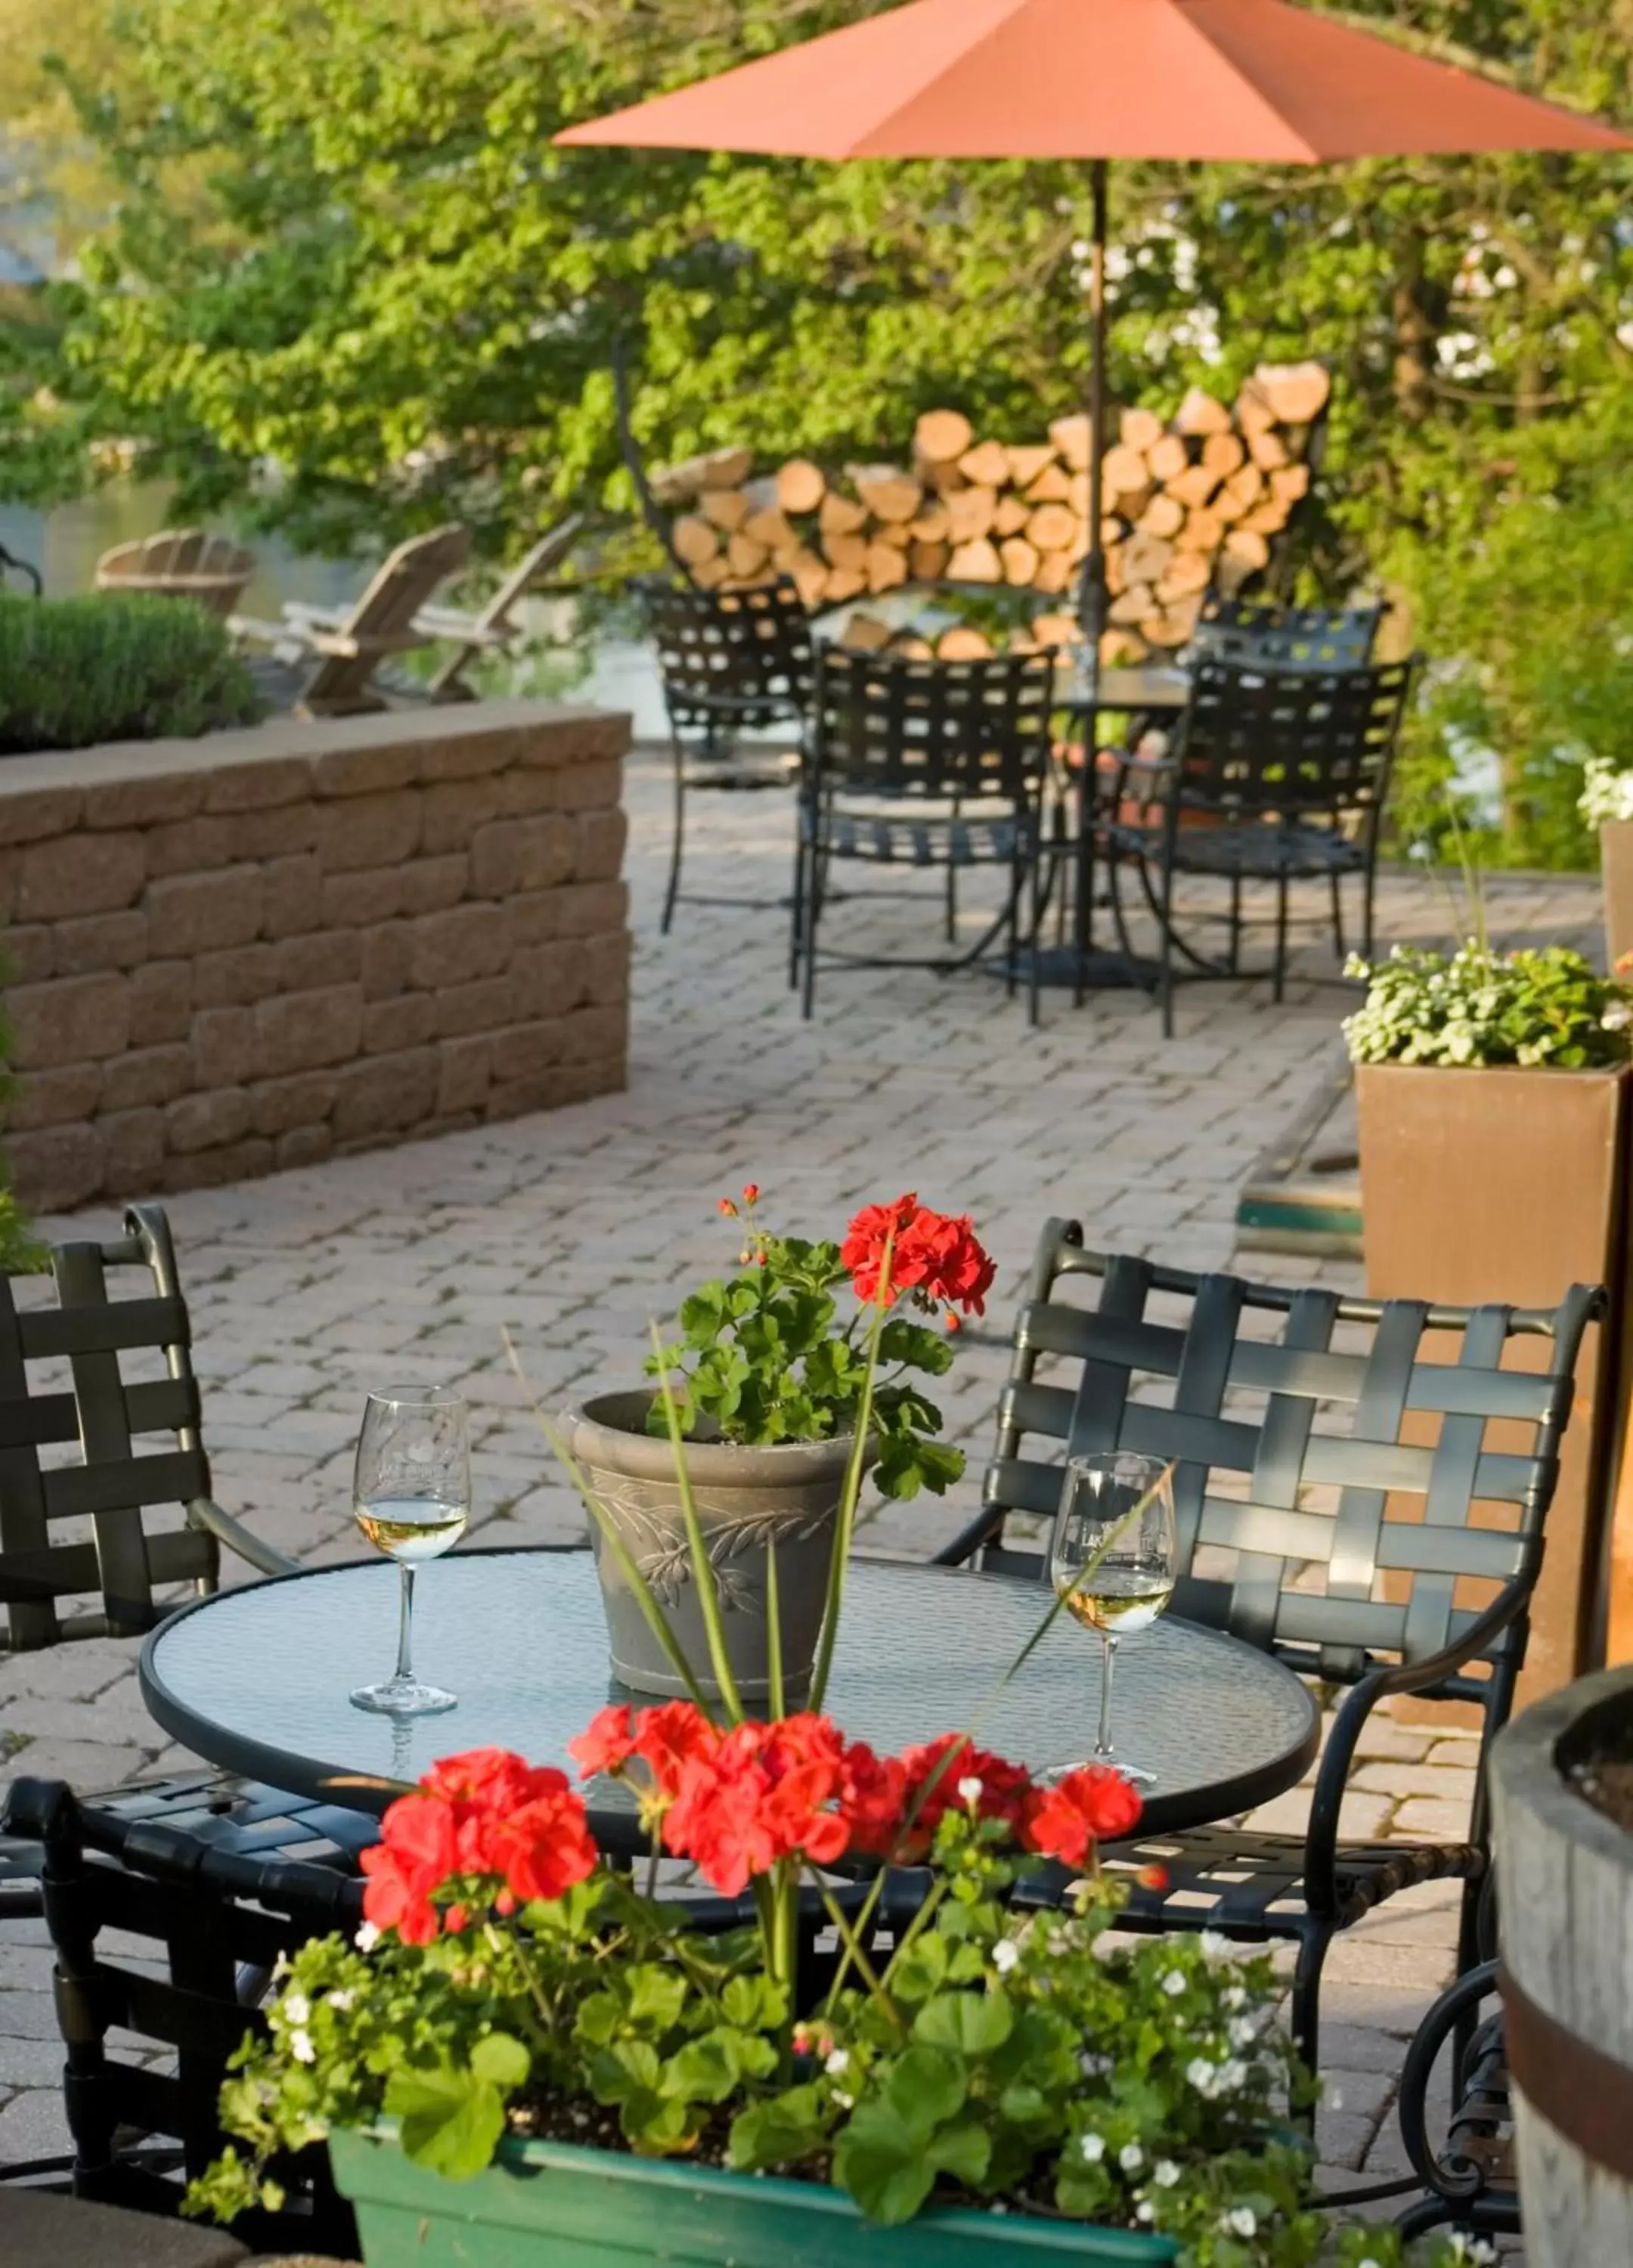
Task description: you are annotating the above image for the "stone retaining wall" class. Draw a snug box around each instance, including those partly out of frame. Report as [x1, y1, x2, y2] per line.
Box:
[0, 699, 631, 1211]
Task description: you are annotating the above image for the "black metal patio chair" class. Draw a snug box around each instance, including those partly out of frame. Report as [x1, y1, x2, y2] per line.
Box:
[0, 1205, 376, 1926]
[0, 1777, 360, 2248]
[639, 575, 816, 933]
[1187, 593, 1386, 672]
[934, 1219, 1600, 2074]
[1102, 654, 1417, 1035]
[792, 646, 1055, 1024]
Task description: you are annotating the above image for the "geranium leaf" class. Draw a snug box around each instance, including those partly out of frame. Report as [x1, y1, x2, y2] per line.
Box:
[913, 1989, 1014, 2056]
[832, 2100, 937, 2226]
[469, 2031, 529, 2090]
[884, 2045, 965, 2136]
[384, 2062, 505, 2183]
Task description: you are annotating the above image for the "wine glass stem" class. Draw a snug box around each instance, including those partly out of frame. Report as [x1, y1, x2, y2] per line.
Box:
[1095, 1632, 1118, 1760]
[395, 1565, 416, 1684]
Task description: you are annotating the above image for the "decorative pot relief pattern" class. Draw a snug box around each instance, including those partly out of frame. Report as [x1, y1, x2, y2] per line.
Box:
[584, 1468, 835, 1611]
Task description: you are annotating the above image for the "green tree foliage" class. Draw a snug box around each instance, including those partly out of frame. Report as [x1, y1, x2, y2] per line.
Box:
[0, 0, 1627, 857]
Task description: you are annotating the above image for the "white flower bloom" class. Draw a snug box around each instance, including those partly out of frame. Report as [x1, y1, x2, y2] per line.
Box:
[1119, 2143, 1144, 2172]
[290, 2028, 316, 2065]
[1222, 1983, 1247, 2010]
[1359, 2257, 1382, 2268]
[957, 1775, 984, 1805]
[1161, 1970, 1186, 1997]
[271, 1953, 291, 1982]
[832, 2090, 854, 2110]
[1199, 1930, 1234, 1964]
[1185, 2058, 1217, 2096]
[1219, 2059, 1248, 2093]
[1136, 2201, 1154, 2223]
[1226, 2205, 1257, 2238]
[991, 1938, 1020, 1974]
[825, 2049, 851, 2076]
[1080, 2132, 1106, 2164]
[1154, 2160, 1180, 2188]
[355, 1920, 382, 1951]
[327, 1988, 356, 2012]
[281, 1994, 311, 2028]
[1229, 2013, 1259, 2046]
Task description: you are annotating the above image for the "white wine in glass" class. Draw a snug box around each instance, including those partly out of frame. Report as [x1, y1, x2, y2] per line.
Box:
[349, 1387, 469, 1717]
[1049, 1452, 1177, 1782]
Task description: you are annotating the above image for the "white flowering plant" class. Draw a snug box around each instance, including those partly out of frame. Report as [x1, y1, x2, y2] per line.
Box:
[1579, 758, 1633, 829]
[1344, 940, 1633, 1070]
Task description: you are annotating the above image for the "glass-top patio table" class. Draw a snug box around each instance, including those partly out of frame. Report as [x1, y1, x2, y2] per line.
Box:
[139, 1549, 1318, 1855]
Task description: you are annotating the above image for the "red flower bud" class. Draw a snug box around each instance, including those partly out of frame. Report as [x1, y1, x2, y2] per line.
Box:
[742, 1182, 760, 1204]
[718, 1197, 738, 1216]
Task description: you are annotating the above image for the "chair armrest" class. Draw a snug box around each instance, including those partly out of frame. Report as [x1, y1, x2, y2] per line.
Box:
[185, 1495, 299, 1579]
[1300, 1584, 1529, 1913]
[280, 600, 349, 630]
[227, 612, 303, 650]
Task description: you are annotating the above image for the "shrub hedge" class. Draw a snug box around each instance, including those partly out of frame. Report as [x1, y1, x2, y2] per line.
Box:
[0, 591, 263, 752]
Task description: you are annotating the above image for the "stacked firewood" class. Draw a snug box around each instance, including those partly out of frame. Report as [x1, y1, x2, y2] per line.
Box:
[649, 362, 1328, 662]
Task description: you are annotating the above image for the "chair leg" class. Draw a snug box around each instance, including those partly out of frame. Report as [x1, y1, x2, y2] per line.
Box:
[789, 818, 807, 990]
[945, 860, 958, 946]
[1362, 847, 1380, 961]
[662, 741, 686, 935]
[1272, 874, 1290, 1002]
[799, 835, 820, 1022]
[1228, 872, 1243, 974]
[1003, 854, 1018, 1001]
[1328, 869, 1346, 962]
[1159, 852, 1176, 1040]
[1290, 1924, 1332, 2101]
[1028, 841, 1043, 1029]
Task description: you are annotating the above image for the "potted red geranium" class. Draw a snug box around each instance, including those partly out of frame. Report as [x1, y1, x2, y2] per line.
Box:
[561, 1187, 995, 1700]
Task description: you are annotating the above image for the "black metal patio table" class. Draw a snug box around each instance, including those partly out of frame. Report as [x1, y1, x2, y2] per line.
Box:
[140, 1548, 1318, 1855]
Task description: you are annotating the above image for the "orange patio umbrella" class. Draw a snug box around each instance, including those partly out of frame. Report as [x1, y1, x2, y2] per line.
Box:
[558, 0, 1628, 662]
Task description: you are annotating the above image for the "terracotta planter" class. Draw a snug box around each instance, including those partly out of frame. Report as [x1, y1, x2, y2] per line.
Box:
[566, 1391, 861, 1700]
[328, 2127, 1176, 2266]
[1602, 822, 1633, 975]
[1355, 1062, 1627, 1706]
[1492, 1665, 1633, 2264]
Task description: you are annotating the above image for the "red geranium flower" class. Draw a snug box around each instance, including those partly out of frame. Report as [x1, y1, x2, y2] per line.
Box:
[568, 1704, 638, 1779]
[897, 1208, 996, 1318]
[840, 1194, 922, 1305]
[659, 1712, 857, 1895]
[488, 1774, 599, 1904]
[632, 1701, 720, 1797]
[359, 1746, 600, 1941]
[360, 1792, 457, 1944]
[893, 1733, 1033, 1856]
[838, 1738, 907, 1858]
[1021, 1765, 1142, 1869]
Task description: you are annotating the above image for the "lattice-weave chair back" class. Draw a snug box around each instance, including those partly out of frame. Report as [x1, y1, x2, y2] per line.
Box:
[0, 1203, 218, 1651]
[968, 1222, 1598, 1703]
[1188, 594, 1385, 673]
[1173, 655, 1414, 821]
[640, 575, 814, 727]
[810, 648, 1055, 806]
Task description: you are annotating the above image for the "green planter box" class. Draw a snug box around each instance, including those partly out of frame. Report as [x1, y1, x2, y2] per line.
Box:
[329, 2127, 1177, 2268]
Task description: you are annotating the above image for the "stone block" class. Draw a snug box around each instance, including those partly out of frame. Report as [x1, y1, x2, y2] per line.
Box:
[554, 879, 627, 938]
[398, 854, 468, 918]
[314, 742, 420, 797]
[201, 758, 312, 812]
[128, 961, 192, 1046]
[81, 770, 206, 831]
[433, 974, 515, 1038]
[145, 813, 235, 876]
[5, 927, 52, 984]
[276, 1125, 333, 1170]
[147, 869, 266, 956]
[9, 1061, 104, 1132]
[364, 994, 436, 1055]
[253, 985, 364, 1078]
[163, 1136, 274, 1192]
[436, 1033, 492, 1115]
[17, 832, 146, 921]
[166, 1088, 253, 1156]
[497, 767, 562, 818]
[516, 817, 578, 891]
[330, 1047, 439, 1142]
[559, 1002, 628, 1064]
[510, 943, 587, 1019]
[8, 974, 129, 1070]
[583, 931, 631, 1004]
[101, 1107, 166, 1191]
[575, 808, 627, 882]
[8, 1122, 106, 1211]
[52, 909, 148, 976]
[249, 1070, 339, 1138]
[227, 803, 318, 860]
[467, 820, 518, 897]
[315, 792, 420, 873]
[192, 946, 279, 1012]
[263, 854, 324, 939]
[269, 932, 362, 992]
[556, 758, 624, 812]
[191, 1005, 259, 1087]
[101, 1044, 194, 1113]
[411, 903, 510, 990]
[422, 777, 504, 854]
[0, 786, 85, 846]
[487, 1018, 566, 1083]
[361, 922, 413, 1001]
[417, 730, 516, 783]
[322, 868, 401, 928]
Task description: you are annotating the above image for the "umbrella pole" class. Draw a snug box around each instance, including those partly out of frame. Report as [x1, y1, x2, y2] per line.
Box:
[1077, 156, 1110, 689]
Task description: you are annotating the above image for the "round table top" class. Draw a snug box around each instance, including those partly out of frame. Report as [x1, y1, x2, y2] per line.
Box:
[140, 1550, 1318, 1851]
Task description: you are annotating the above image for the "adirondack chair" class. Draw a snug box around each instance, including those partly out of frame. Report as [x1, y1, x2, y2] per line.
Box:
[414, 514, 587, 698]
[228, 524, 469, 717]
[95, 528, 256, 619]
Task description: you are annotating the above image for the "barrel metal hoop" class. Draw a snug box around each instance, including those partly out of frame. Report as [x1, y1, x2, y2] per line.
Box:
[1498, 1960, 1633, 2183]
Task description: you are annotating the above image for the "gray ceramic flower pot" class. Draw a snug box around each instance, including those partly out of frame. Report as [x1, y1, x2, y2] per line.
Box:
[565, 1390, 864, 1700]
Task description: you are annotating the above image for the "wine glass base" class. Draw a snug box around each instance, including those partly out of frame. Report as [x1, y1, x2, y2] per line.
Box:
[1042, 1756, 1156, 1786]
[349, 1676, 458, 1717]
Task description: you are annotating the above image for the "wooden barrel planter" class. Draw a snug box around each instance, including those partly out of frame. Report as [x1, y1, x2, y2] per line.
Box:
[1491, 1663, 1633, 2263]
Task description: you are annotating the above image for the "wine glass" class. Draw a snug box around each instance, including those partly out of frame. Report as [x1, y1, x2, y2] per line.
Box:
[1048, 1452, 1177, 1783]
[349, 1387, 469, 1716]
